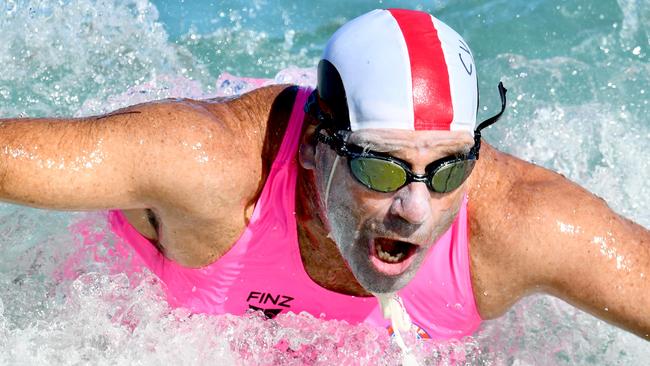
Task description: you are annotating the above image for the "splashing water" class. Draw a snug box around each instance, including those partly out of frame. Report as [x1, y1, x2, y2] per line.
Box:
[0, 0, 649, 364]
[374, 293, 419, 366]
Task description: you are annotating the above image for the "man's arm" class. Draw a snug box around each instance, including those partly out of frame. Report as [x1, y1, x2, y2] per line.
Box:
[469, 143, 650, 339]
[0, 100, 225, 211]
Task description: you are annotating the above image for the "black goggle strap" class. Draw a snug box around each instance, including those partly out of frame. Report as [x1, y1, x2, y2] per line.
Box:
[476, 82, 508, 132]
[304, 90, 327, 124]
[305, 90, 349, 153]
[471, 82, 507, 157]
[314, 124, 350, 157]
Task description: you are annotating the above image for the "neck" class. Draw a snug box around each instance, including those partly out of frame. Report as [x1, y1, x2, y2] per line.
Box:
[295, 165, 372, 296]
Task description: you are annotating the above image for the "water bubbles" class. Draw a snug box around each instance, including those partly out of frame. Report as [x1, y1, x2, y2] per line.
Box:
[557, 221, 581, 235]
[632, 46, 641, 56]
[0, 0, 202, 117]
[283, 29, 296, 51]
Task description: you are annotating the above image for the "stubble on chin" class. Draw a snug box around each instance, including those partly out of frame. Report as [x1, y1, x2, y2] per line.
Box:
[328, 218, 426, 294]
[327, 197, 465, 294]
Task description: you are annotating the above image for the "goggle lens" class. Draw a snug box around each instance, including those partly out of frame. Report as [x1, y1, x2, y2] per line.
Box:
[430, 160, 476, 193]
[350, 158, 407, 192]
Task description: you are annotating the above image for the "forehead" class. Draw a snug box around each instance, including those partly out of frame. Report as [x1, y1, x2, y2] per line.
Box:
[346, 128, 474, 154]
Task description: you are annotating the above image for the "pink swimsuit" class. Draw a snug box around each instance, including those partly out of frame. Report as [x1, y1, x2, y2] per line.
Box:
[108, 87, 482, 340]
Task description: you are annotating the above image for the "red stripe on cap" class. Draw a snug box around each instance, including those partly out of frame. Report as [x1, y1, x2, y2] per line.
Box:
[389, 9, 453, 130]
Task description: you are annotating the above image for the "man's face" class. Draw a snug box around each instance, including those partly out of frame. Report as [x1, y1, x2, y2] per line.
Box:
[314, 128, 475, 294]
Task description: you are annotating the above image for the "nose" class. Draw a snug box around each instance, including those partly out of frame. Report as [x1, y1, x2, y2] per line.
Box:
[389, 182, 431, 225]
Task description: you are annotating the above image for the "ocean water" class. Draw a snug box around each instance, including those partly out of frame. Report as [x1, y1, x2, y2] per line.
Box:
[0, 0, 648, 364]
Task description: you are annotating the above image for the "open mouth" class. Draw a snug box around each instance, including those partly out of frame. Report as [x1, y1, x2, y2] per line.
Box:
[369, 237, 419, 275]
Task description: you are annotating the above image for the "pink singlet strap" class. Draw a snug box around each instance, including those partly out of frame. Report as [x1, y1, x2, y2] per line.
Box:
[273, 86, 310, 164]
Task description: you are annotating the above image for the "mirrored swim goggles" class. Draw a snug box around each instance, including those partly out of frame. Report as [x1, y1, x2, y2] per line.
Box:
[305, 83, 507, 194]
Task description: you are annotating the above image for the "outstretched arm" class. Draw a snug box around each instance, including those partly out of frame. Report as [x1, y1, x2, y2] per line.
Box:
[469, 143, 650, 339]
[0, 100, 222, 211]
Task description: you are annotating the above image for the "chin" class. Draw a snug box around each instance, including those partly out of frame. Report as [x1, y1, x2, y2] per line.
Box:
[325, 193, 434, 294]
[343, 241, 429, 294]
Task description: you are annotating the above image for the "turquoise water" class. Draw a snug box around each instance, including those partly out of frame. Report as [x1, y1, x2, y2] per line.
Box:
[0, 0, 648, 364]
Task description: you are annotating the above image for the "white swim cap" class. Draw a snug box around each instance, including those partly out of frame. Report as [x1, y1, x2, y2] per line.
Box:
[317, 9, 478, 133]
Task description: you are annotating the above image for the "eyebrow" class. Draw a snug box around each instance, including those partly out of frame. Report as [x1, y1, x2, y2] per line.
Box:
[437, 143, 472, 156]
[353, 140, 403, 153]
[352, 139, 472, 156]
[345, 134, 404, 152]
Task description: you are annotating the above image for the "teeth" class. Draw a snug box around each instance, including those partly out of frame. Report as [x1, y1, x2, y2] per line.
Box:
[376, 244, 405, 263]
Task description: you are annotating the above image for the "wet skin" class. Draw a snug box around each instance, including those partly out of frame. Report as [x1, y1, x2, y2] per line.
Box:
[0, 85, 648, 339]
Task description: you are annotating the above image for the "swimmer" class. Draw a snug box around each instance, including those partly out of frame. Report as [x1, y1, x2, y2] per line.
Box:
[0, 9, 648, 342]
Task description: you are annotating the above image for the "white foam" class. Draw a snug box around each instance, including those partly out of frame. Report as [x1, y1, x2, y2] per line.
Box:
[374, 293, 419, 366]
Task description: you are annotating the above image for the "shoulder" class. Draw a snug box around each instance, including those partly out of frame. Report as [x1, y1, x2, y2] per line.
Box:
[151, 85, 301, 212]
[198, 84, 299, 137]
[117, 84, 299, 209]
[117, 84, 298, 144]
[468, 142, 588, 232]
[126, 85, 301, 263]
[465, 142, 566, 317]
[466, 141, 610, 317]
[122, 85, 299, 171]
[466, 142, 533, 237]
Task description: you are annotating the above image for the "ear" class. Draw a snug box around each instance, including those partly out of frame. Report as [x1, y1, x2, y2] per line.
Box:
[299, 123, 317, 170]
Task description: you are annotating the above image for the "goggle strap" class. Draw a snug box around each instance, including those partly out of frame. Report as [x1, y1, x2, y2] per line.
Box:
[475, 82, 507, 133]
[304, 90, 322, 121]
